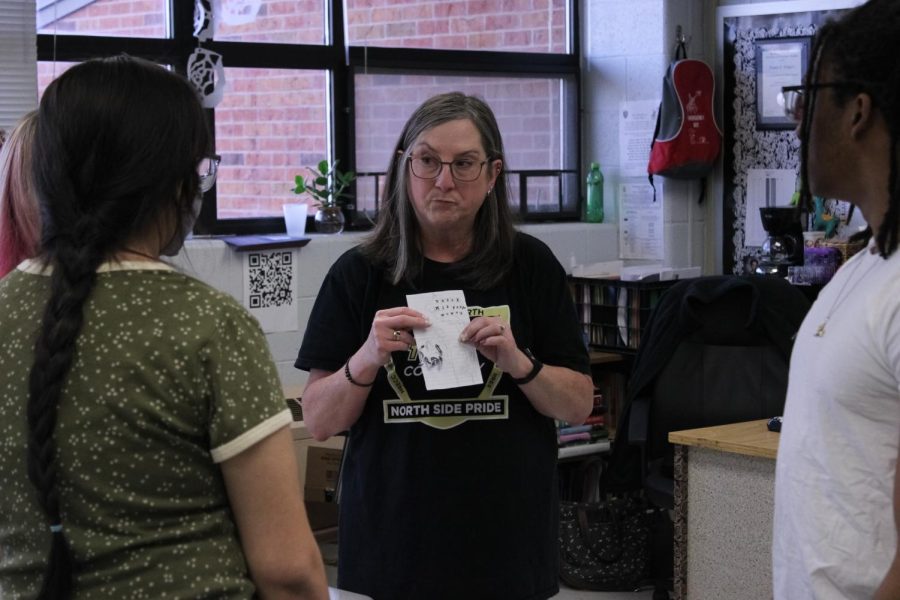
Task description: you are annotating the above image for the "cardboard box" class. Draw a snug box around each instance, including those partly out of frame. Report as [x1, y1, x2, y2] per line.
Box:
[304, 446, 342, 531]
[289, 420, 344, 532]
[305, 446, 341, 501]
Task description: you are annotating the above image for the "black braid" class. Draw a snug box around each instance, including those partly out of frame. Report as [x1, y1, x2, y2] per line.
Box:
[798, 27, 832, 213]
[24, 55, 210, 598]
[873, 55, 900, 256]
[26, 224, 104, 599]
[810, 0, 900, 257]
[876, 134, 900, 257]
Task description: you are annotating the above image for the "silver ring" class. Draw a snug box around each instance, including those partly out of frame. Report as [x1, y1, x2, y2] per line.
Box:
[392, 330, 401, 341]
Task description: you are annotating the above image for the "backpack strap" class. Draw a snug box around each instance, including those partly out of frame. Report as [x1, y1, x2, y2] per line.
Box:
[648, 98, 663, 202]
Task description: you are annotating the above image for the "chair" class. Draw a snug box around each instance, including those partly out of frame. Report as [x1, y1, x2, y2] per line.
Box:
[606, 275, 811, 598]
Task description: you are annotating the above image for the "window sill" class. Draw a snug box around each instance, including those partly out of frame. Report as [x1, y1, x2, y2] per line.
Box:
[219, 234, 313, 252]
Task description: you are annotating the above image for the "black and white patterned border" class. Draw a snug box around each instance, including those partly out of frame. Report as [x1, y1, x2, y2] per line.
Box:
[729, 23, 815, 273]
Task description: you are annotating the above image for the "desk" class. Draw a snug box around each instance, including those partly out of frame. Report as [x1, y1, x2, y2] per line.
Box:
[668, 420, 779, 600]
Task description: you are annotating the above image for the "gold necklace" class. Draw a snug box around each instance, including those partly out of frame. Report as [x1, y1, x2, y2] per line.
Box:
[814, 251, 879, 337]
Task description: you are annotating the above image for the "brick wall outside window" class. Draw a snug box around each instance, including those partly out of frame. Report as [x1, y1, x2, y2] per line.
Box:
[39, 0, 567, 220]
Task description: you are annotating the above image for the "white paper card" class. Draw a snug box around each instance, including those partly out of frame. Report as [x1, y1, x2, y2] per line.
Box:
[619, 101, 659, 177]
[242, 250, 298, 333]
[406, 290, 483, 391]
[619, 182, 664, 260]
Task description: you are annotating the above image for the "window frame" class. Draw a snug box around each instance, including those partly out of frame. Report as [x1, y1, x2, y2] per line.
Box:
[36, 0, 582, 235]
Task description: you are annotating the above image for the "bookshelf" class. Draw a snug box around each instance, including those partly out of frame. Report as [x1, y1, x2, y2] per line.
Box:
[569, 277, 676, 353]
[556, 277, 676, 463]
[555, 350, 628, 462]
[555, 278, 682, 493]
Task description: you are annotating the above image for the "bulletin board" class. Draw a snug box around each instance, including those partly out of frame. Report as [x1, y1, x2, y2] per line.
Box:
[719, 2, 858, 274]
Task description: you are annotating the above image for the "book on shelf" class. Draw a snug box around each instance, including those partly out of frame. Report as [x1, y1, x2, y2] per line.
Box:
[583, 414, 606, 426]
[556, 391, 609, 449]
[569, 276, 676, 351]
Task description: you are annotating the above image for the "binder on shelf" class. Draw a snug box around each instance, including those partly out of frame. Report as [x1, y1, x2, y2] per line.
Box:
[568, 276, 680, 353]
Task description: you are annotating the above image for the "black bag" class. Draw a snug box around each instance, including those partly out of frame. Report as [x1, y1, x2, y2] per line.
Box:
[558, 493, 653, 591]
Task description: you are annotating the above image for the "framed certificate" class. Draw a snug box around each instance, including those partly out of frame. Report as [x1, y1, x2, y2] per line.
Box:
[755, 36, 810, 130]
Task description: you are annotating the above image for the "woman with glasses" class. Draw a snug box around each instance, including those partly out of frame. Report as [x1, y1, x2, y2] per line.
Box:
[0, 56, 328, 599]
[772, 1, 900, 598]
[296, 92, 593, 599]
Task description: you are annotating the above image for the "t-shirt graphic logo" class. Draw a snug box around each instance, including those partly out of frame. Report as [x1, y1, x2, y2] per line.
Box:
[383, 304, 511, 430]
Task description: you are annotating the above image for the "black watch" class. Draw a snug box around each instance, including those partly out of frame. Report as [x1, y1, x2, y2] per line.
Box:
[511, 347, 543, 385]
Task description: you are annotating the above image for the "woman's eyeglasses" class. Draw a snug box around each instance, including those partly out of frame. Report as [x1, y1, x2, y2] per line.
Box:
[408, 153, 490, 182]
[198, 154, 221, 193]
[780, 82, 869, 123]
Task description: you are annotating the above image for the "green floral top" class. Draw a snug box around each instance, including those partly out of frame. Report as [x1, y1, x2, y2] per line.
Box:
[0, 260, 290, 599]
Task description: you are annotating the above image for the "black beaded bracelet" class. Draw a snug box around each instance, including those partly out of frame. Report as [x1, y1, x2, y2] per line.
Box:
[344, 361, 375, 387]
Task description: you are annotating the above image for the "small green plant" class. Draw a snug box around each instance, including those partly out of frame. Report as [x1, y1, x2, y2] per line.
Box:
[292, 159, 356, 209]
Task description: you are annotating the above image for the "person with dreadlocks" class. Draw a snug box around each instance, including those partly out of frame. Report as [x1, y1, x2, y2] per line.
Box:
[0, 56, 328, 599]
[773, 1, 900, 598]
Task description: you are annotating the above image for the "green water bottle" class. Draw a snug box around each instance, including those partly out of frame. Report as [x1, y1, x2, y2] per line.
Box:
[585, 162, 604, 223]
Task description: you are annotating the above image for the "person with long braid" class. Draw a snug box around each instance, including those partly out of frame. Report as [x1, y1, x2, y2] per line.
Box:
[0, 110, 40, 278]
[772, 1, 900, 598]
[0, 56, 328, 599]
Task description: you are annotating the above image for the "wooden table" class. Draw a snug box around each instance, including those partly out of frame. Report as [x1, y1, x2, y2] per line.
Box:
[668, 419, 779, 600]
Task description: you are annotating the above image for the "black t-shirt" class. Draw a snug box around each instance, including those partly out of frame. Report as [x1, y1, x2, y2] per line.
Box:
[296, 232, 590, 600]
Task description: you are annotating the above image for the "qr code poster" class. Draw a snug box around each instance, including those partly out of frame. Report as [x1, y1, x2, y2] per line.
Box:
[242, 250, 298, 333]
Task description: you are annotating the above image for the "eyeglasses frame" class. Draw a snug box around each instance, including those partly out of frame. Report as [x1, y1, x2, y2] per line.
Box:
[405, 153, 494, 183]
[780, 81, 872, 122]
[199, 154, 221, 193]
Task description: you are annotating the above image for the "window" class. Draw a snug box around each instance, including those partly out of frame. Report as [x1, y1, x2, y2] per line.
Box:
[36, 0, 580, 234]
[37, 1, 169, 37]
[354, 71, 578, 220]
[1, 1, 39, 134]
[215, 67, 329, 220]
[345, 0, 568, 54]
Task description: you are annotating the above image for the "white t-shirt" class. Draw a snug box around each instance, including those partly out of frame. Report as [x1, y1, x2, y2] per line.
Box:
[773, 242, 900, 599]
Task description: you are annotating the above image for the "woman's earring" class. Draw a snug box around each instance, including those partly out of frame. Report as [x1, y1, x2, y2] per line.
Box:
[486, 187, 493, 198]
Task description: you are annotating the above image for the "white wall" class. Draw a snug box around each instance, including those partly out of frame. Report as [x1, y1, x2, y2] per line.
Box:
[582, 0, 711, 272]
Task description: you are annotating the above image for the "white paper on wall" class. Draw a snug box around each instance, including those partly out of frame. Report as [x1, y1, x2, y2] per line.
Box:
[242, 250, 298, 333]
[619, 101, 660, 177]
[618, 182, 664, 260]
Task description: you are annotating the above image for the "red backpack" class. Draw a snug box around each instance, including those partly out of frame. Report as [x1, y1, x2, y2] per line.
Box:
[648, 43, 721, 199]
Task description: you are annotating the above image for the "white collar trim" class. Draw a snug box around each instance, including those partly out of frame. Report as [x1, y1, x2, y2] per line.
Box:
[17, 258, 176, 275]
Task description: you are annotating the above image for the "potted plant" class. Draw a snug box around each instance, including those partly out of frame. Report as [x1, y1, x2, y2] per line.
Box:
[292, 159, 356, 234]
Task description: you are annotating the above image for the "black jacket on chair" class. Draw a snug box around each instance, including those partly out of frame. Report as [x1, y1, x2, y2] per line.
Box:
[601, 275, 811, 500]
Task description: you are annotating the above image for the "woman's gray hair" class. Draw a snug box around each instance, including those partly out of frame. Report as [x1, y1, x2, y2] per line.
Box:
[359, 92, 517, 289]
